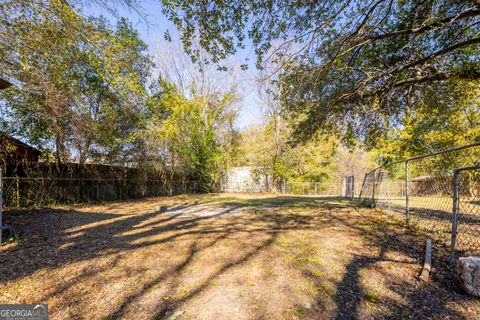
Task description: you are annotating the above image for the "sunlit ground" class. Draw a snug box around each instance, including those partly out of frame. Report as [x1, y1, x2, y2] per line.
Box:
[1, 194, 479, 319]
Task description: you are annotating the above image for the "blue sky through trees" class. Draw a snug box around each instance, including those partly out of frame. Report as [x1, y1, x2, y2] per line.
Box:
[83, 0, 264, 129]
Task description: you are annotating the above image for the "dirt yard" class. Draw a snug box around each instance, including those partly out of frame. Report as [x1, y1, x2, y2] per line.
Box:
[1, 194, 479, 319]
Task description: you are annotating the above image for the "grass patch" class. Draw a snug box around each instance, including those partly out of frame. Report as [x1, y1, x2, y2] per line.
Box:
[364, 290, 380, 303]
[291, 308, 305, 319]
[312, 270, 326, 277]
[202, 195, 347, 209]
[4, 236, 17, 244]
[307, 257, 323, 264]
[250, 208, 263, 215]
[278, 242, 290, 248]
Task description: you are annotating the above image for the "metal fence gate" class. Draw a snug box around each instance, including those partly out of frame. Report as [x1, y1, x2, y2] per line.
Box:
[358, 142, 480, 265]
[451, 165, 480, 263]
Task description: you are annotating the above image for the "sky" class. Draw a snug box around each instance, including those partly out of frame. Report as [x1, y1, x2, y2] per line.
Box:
[83, 0, 264, 129]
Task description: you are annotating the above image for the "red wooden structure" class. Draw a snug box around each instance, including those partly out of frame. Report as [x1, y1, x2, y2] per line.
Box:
[0, 134, 41, 163]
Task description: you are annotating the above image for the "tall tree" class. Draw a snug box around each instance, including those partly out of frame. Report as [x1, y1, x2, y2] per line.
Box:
[373, 80, 480, 161]
[157, 0, 480, 145]
[0, 1, 152, 163]
[147, 78, 238, 190]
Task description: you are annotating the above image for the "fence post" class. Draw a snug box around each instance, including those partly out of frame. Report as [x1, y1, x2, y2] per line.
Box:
[0, 170, 3, 244]
[358, 173, 367, 200]
[405, 160, 410, 225]
[450, 169, 460, 266]
[351, 176, 355, 201]
[372, 171, 376, 205]
[15, 175, 19, 208]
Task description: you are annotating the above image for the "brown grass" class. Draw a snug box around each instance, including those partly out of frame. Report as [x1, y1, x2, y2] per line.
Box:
[0, 193, 479, 319]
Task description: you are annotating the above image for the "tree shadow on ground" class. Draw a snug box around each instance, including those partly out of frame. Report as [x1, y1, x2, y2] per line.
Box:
[0, 196, 477, 319]
[1, 204, 273, 282]
[200, 195, 346, 209]
[330, 205, 477, 320]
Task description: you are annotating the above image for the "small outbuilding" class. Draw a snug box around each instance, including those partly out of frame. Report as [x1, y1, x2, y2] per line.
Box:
[0, 77, 40, 163]
[0, 133, 41, 163]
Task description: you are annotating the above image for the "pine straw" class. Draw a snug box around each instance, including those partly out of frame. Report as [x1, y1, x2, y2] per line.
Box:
[1, 194, 479, 319]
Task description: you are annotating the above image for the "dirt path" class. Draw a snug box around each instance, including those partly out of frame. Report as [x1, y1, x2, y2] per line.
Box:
[0, 194, 479, 319]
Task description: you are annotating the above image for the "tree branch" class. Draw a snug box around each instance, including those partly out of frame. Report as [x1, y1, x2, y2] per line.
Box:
[368, 8, 480, 41]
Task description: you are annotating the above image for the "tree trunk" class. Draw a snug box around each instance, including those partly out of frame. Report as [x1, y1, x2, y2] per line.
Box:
[55, 135, 68, 164]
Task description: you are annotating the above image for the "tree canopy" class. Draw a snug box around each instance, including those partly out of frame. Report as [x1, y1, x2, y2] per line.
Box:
[0, 0, 240, 190]
[144, 77, 238, 190]
[1, 1, 152, 163]
[1, 0, 479, 187]
[160, 0, 480, 147]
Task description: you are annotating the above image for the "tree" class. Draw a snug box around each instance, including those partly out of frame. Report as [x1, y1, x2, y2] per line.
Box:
[372, 80, 480, 160]
[157, 0, 480, 145]
[0, 1, 152, 163]
[238, 116, 340, 190]
[147, 78, 238, 190]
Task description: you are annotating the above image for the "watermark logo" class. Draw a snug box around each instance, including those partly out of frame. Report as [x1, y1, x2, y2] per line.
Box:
[0, 304, 48, 320]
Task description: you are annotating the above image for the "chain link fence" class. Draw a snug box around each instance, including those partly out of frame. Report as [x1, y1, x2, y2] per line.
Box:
[284, 181, 342, 196]
[451, 166, 480, 261]
[0, 163, 201, 243]
[221, 180, 342, 196]
[220, 167, 343, 196]
[0, 160, 207, 242]
[0, 176, 200, 208]
[0, 161, 202, 209]
[358, 142, 480, 262]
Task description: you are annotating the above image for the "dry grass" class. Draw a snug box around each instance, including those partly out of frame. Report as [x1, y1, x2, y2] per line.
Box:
[1, 193, 479, 319]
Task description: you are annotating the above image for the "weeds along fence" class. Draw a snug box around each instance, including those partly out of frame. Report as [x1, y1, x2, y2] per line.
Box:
[284, 181, 342, 196]
[220, 166, 343, 195]
[358, 142, 480, 262]
[221, 180, 342, 196]
[0, 161, 201, 209]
